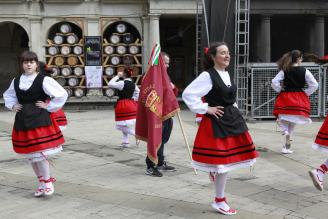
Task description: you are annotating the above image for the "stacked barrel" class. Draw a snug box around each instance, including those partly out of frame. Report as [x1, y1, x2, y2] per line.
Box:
[45, 22, 85, 98]
[102, 21, 142, 97]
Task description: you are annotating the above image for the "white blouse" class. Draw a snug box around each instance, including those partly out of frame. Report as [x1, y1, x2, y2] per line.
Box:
[271, 69, 318, 96]
[3, 73, 68, 112]
[108, 75, 140, 101]
[182, 69, 233, 114]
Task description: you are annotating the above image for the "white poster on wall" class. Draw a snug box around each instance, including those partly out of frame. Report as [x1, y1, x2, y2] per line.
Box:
[85, 66, 103, 88]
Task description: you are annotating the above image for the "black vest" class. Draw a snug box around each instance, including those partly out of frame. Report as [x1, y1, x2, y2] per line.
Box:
[14, 74, 52, 131]
[205, 68, 248, 138]
[283, 66, 306, 92]
[117, 80, 135, 100]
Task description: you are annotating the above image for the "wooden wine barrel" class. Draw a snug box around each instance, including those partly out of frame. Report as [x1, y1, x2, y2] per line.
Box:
[61, 67, 72, 76]
[122, 33, 134, 44]
[56, 77, 66, 86]
[128, 45, 139, 54]
[52, 67, 60, 76]
[116, 45, 127, 55]
[54, 56, 65, 66]
[68, 77, 79, 86]
[66, 34, 79, 44]
[110, 56, 120, 65]
[104, 45, 114, 55]
[74, 88, 84, 97]
[48, 46, 59, 55]
[54, 35, 64, 44]
[60, 46, 71, 55]
[109, 35, 120, 44]
[67, 56, 78, 66]
[116, 23, 127, 33]
[104, 88, 115, 97]
[60, 23, 72, 34]
[105, 66, 114, 76]
[65, 88, 73, 97]
[73, 46, 83, 55]
[73, 67, 84, 76]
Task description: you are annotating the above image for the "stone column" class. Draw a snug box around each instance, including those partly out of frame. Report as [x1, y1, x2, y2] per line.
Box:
[313, 15, 325, 56]
[148, 14, 160, 54]
[142, 16, 150, 71]
[259, 15, 271, 62]
[29, 17, 43, 59]
[86, 17, 100, 36]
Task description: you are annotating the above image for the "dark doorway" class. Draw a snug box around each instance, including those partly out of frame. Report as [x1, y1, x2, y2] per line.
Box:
[160, 17, 196, 90]
[0, 22, 29, 95]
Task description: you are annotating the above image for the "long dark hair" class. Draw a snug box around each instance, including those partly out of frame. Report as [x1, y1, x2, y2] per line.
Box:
[19, 50, 39, 73]
[203, 42, 228, 70]
[303, 53, 328, 65]
[277, 49, 302, 72]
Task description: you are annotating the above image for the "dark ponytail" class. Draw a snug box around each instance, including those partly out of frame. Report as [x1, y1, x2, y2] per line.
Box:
[277, 49, 302, 72]
[203, 42, 228, 70]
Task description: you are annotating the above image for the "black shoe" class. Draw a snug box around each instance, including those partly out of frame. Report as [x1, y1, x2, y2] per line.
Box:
[145, 167, 163, 177]
[157, 162, 176, 172]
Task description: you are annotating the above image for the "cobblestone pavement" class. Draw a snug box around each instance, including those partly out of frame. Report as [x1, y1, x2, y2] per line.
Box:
[0, 110, 327, 219]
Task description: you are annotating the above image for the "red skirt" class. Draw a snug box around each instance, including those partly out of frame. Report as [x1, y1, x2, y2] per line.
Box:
[51, 109, 67, 126]
[314, 116, 328, 148]
[115, 99, 137, 121]
[273, 91, 310, 117]
[193, 116, 258, 165]
[12, 113, 65, 154]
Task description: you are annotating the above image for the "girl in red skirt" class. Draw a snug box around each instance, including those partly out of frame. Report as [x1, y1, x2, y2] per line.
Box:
[3, 51, 68, 197]
[182, 42, 258, 215]
[39, 61, 68, 130]
[303, 54, 328, 191]
[109, 68, 139, 148]
[272, 50, 318, 154]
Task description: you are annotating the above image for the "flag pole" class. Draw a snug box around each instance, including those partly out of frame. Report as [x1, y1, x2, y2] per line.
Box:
[176, 112, 197, 175]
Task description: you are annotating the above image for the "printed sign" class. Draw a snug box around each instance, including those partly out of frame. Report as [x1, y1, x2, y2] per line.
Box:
[84, 36, 102, 66]
[85, 66, 103, 88]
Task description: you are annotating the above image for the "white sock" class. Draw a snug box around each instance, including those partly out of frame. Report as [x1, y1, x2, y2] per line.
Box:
[278, 120, 289, 135]
[214, 173, 230, 210]
[122, 132, 129, 144]
[37, 160, 50, 180]
[31, 162, 41, 178]
[122, 126, 135, 136]
[288, 123, 296, 137]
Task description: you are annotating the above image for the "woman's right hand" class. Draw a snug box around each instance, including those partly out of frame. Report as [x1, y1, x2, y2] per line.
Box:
[207, 106, 224, 119]
[12, 104, 22, 112]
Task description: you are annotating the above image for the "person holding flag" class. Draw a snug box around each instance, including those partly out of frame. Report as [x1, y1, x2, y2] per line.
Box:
[182, 42, 258, 215]
[135, 45, 180, 177]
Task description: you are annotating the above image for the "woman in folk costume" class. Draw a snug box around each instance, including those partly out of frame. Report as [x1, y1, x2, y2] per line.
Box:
[109, 67, 140, 148]
[302, 54, 328, 191]
[272, 50, 318, 154]
[182, 42, 258, 215]
[39, 61, 68, 130]
[3, 51, 68, 197]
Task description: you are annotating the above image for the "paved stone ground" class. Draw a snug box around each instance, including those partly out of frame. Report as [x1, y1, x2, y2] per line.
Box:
[0, 109, 327, 219]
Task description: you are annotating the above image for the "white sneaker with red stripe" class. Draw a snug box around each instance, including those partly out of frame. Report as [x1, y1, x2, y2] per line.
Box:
[211, 197, 237, 215]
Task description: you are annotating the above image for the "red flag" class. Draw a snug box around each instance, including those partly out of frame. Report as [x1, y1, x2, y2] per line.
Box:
[136, 47, 180, 164]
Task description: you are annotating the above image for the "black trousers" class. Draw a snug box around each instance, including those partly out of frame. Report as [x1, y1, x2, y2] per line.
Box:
[146, 118, 173, 168]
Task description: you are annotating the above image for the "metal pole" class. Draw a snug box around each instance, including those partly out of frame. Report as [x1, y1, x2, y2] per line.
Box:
[202, 0, 210, 46]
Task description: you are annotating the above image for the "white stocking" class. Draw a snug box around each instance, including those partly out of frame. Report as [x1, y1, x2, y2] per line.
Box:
[214, 172, 230, 210]
[122, 126, 135, 136]
[31, 162, 41, 178]
[36, 160, 50, 180]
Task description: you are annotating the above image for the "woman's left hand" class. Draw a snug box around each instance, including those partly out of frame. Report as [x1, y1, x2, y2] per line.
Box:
[35, 101, 49, 109]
